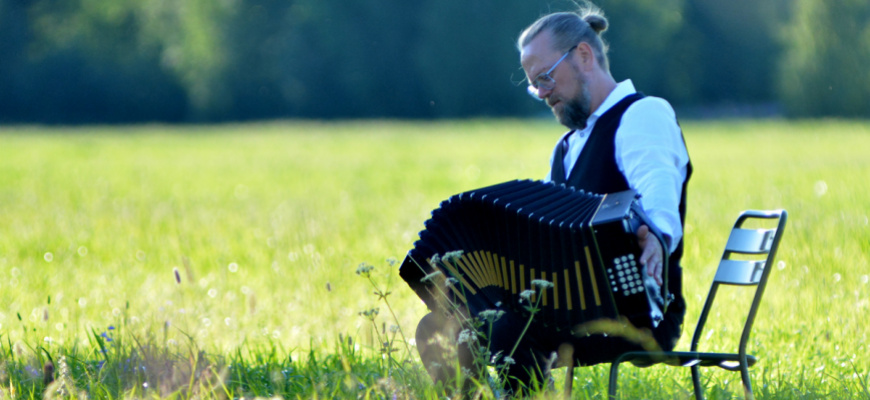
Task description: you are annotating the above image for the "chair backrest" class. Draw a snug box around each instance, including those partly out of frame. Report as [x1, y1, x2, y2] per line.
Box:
[689, 210, 788, 355]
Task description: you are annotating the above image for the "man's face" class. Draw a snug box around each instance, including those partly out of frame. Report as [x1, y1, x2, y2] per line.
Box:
[521, 32, 592, 130]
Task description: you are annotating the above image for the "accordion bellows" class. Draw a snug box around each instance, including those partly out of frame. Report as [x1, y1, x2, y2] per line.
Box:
[400, 180, 668, 336]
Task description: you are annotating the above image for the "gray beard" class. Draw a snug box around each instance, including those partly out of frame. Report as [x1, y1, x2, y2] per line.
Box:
[556, 85, 592, 131]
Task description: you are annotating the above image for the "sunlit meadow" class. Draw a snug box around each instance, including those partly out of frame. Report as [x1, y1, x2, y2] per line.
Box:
[0, 119, 868, 399]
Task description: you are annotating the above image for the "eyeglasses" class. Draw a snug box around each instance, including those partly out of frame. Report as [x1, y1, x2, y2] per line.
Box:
[527, 45, 577, 100]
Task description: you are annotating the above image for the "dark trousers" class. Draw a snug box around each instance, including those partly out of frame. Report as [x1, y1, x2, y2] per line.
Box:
[489, 300, 684, 392]
[416, 298, 684, 394]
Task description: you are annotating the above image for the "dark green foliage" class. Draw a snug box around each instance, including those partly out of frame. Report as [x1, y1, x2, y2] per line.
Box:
[0, 0, 866, 122]
[778, 0, 870, 118]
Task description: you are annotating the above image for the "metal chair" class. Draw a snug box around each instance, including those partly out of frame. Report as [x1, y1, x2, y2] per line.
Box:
[602, 209, 788, 400]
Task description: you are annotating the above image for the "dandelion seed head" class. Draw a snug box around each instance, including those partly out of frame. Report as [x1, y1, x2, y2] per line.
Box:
[77, 246, 88, 257]
[833, 273, 842, 283]
[777, 261, 786, 270]
[814, 181, 828, 197]
[303, 243, 316, 255]
[208, 289, 218, 298]
[44, 252, 53, 262]
[861, 275, 869, 285]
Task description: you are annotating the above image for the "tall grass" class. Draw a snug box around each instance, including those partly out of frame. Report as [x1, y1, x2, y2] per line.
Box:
[0, 119, 868, 398]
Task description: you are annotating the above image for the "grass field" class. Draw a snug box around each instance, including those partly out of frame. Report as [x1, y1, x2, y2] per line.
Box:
[0, 119, 868, 399]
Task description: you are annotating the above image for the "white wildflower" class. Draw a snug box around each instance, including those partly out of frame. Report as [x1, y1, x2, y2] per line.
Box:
[457, 329, 477, 344]
[478, 309, 505, 322]
[421, 270, 443, 283]
[520, 290, 535, 302]
[531, 279, 554, 290]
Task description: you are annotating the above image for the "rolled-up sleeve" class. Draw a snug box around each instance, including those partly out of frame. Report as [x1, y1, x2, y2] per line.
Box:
[615, 97, 689, 254]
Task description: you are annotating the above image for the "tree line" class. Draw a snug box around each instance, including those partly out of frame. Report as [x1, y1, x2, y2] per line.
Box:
[1, 0, 868, 123]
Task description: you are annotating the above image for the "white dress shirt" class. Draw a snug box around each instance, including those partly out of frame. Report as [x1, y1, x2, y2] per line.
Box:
[546, 80, 689, 254]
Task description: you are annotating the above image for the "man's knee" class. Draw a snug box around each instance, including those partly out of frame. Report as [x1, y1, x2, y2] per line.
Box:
[416, 312, 457, 348]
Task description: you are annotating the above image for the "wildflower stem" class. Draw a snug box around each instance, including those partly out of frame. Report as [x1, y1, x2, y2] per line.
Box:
[365, 275, 413, 359]
[502, 289, 545, 378]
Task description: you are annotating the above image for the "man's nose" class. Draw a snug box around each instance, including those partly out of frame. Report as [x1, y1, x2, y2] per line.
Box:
[537, 86, 553, 101]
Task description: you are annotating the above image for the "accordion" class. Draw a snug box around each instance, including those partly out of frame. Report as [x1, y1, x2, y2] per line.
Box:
[400, 180, 669, 337]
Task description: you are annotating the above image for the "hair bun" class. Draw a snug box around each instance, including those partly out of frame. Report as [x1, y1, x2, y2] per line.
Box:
[583, 14, 608, 34]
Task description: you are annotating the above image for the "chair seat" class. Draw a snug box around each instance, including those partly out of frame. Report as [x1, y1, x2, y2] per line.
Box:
[615, 351, 758, 371]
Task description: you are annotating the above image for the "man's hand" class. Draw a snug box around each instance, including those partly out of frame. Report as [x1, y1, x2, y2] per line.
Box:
[637, 225, 664, 287]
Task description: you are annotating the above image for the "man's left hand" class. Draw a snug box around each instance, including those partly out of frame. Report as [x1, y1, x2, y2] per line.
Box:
[637, 225, 664, 287]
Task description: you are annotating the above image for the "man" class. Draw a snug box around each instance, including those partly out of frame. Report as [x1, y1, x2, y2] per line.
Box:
[415, 6, 691, 394]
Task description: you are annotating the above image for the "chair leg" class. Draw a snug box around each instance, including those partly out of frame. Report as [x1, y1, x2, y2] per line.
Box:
[560, 343, 575, 400]
[608, 361, 621, 400]
[740, 365, 754, 400]
[564, 364, 574, 400]
[691, 365, 704, 400]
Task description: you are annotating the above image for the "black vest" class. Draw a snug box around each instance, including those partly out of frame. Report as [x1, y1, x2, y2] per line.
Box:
[550, 93, 692, 317]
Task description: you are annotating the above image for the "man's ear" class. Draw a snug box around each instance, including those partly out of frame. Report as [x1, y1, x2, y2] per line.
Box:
[575, 42, 597, 72]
